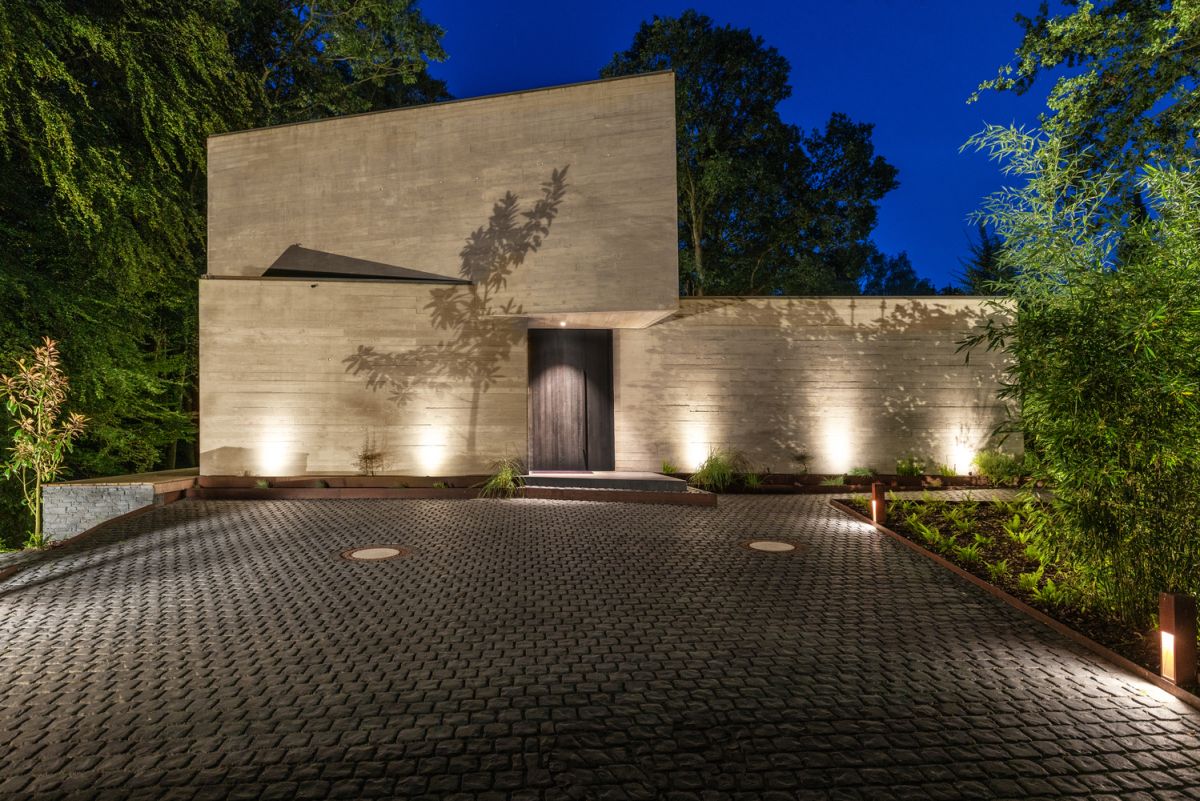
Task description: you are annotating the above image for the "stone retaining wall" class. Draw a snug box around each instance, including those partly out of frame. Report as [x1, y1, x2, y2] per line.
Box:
[41, 470, 197, 544]
[42, 484, 158, 543]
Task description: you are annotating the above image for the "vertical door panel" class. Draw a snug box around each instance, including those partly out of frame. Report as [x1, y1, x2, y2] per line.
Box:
[583, 331, 614, 470]
[528, 330, 614, 471]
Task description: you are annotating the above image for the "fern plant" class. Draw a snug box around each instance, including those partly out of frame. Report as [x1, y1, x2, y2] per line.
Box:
[986, 559, 1010, 583]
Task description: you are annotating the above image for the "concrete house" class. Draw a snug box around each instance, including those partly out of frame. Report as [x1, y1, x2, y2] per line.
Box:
[199, 72, 1009, 480]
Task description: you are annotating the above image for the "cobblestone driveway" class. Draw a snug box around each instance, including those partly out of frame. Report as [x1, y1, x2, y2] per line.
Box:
[2, 496, 1199, 800]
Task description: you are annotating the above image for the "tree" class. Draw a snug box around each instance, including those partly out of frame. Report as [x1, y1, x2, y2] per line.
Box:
[601, 10, 898, 296]
[1, 339, 86, 548]
[859, 251, 938, 295]
[230, 1, 449, 124]
[973, 0, 1200, 181]
[0, 1, 448, 543]
[964, 125, 1200, 625]
[957, 224, 1010, 294]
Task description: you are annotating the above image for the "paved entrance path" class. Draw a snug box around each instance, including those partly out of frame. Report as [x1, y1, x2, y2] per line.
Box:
[2, 496, 1198, 800]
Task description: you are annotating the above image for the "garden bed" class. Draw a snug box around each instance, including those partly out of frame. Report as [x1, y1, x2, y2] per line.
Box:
[663, 471, 1014, 494]
[837, 494, 1165, 677]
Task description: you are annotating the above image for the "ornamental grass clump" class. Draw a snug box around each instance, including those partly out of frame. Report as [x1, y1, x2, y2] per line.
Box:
[480, 456, 525, 498]
[1, 338, 86, 548]
[688, 448, 749, 493]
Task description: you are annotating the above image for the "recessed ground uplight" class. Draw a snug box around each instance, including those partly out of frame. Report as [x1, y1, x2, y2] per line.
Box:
[741, 540, 800, 553]
[340, 546, 411, 562]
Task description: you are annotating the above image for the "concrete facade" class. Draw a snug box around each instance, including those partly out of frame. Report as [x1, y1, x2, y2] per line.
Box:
[615, 296, 1012, 475]
[206, 72, 679, 323]
[199, 279, 529, 476]
[201, 284, 1011, 476]
[200, 73, 1014, 478]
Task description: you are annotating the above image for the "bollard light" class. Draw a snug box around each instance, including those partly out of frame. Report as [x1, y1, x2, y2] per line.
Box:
[871, 482, 887, 525]
[1160, 592, 1197, 686]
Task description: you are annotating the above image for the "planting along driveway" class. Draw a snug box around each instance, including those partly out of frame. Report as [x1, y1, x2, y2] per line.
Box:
[1, 495, 1199, 801]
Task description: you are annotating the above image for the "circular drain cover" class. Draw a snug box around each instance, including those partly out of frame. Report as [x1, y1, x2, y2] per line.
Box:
[341, 546, 410, 562]
[743, 540, 797, 552]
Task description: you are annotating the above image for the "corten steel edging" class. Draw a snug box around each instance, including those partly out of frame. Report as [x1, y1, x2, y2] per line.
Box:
[187, 485, 717, 506]
[519, 486, 717, 507]
[188, 487, 482, 500]
[197, 474, 491, 489]
[828, 498, 1200, 713]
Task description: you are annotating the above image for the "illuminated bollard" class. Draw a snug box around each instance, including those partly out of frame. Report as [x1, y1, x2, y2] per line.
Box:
[871, 482, 887, 526]
[1160, 592, 1197, 686]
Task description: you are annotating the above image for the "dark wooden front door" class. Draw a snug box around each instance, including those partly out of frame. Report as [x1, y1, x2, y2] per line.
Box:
[528, 329, 614, 471]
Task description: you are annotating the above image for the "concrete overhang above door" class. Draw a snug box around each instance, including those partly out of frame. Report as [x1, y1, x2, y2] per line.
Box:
[512, 309, 676, 330]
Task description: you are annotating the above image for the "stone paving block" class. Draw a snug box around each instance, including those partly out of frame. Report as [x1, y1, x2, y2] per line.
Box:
[1, 495, 1199, 799]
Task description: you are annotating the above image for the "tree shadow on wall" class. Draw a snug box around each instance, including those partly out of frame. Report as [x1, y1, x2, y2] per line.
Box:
[645, 296, 1008, 473]
[856, 297, 1011, 467]
[341, 167, 569, 457]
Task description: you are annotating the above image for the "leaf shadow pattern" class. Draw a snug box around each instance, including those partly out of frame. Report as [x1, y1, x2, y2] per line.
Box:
[342, 166, 569, 460]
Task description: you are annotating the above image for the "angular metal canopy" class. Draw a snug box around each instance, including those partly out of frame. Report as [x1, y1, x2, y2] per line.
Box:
[263, 244, 469, 284]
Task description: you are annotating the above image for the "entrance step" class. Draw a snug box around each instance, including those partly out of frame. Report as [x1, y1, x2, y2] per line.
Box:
[523, 471, 688, 493]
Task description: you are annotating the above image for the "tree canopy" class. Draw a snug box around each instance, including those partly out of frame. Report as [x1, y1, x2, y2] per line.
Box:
[964, 0, 1200, 623]
[601, 10, 899, 296]
[0, 0, 448, 547]
[974, 0, 1200, 179]
[956, 224, 1010, 294]
[859, 252, 938, 296]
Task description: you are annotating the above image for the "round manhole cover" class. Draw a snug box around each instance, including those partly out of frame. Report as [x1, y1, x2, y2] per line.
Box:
[742, 540, 798, 553]
[340, 546, 410, 562]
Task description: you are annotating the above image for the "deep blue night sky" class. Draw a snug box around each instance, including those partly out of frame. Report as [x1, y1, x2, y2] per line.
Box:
[421, 0, 1051, 289]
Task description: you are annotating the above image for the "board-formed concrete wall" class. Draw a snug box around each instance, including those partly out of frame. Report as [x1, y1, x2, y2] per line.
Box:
[202, 290, 1011, 478]
[613, 296, 1013, 475]
[206, 72, 679, 321]
[199, 279, 528, 476]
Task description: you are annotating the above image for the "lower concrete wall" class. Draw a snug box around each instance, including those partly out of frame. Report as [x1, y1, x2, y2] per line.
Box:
[613, 297, 1013, 474]
[200, 279, 528, 476]
[42, 484, 156, 543]
[200, 287, 1012, 477]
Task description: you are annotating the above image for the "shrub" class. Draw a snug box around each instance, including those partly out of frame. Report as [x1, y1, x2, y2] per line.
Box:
[355, 430, 387, 476]
[660, 459, 679, 475]
[254, 479, 271, 489]
[964, 128, 1200, 623]
[480, 457, 525, 498]
[847, 466, 875, 477]
[971, 449, 1025, 486]
[742, 472, 763, 489]
[818, 475, 844, 486]
[1, 338, 87, 548]
[895, 455, 925, 477]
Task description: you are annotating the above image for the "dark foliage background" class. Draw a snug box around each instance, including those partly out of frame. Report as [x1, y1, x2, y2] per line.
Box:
[0, 0, 448, 547]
